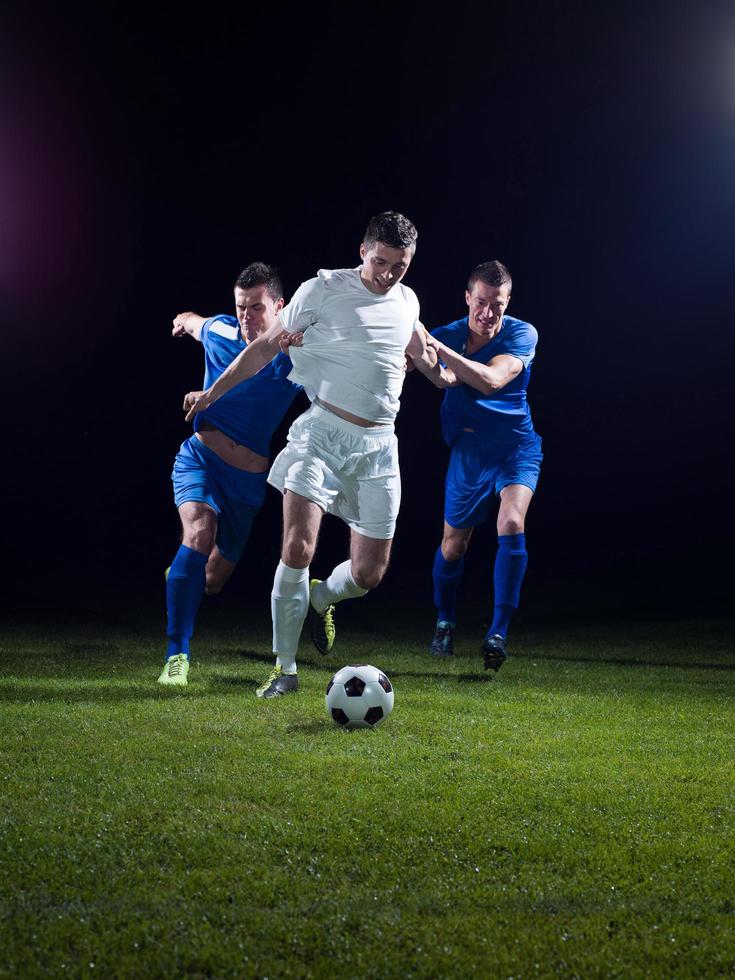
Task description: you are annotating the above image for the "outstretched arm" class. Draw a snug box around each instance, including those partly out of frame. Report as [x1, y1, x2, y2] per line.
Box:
[184, 318, 287, 421]
[405, 326, 457, 389]
[172, 312, 207, 341]
[429, 337, 523, 395]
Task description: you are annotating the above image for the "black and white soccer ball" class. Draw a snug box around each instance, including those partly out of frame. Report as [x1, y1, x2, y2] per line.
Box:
[325, 664, 394, 730]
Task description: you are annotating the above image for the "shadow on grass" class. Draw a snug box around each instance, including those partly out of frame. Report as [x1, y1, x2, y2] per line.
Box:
[207, 673, 267, 690]
[234, 650, 333, 672]
[0, 660, 273, 704]
[235, 649, 279, 665]
[386, 668, 494, 683]
[0, 647, 274, 677]
[286, 719, 331, 735]
[0, 683, 205, 704]
[0, 672, 293, 702]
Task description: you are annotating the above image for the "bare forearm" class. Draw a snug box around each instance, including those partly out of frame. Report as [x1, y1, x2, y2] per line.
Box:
[207, 336, 274, 402]
[405, 327, 457, 389]
[172, 312, 206, 340]
[183, 314, 206, 337]
[411, 353, 457, 389]
[433, 344, 499, 395]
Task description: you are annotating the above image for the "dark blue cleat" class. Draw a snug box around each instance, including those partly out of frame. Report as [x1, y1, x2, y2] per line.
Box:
[482, 633, 507, 672]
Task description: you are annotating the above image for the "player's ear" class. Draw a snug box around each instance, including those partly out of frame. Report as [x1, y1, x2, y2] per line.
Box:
[359, 242, 367, 261]
[275, 297, 285, 314]
[465, 290, 471, 308]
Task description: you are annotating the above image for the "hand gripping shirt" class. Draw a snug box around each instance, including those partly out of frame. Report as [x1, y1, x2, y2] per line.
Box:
[432, 315, 539, 457]
[193, 315, 302, 458]
[279, 268, 421, 425]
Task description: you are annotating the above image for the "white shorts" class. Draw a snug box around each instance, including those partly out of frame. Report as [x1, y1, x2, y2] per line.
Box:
[267, 402, 401, 539]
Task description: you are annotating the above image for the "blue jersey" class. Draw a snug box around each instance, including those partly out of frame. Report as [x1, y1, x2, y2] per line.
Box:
[193, 315, 301, 457]
[432, 315, 538, 457]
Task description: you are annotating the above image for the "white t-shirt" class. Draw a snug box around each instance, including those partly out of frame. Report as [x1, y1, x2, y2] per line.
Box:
[279, 268, 420, 424]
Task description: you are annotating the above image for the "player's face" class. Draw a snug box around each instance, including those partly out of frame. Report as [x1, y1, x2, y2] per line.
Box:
[233, 285, 284, 343]
[466, 282, 511, 341]
[359, 241, 414, 295]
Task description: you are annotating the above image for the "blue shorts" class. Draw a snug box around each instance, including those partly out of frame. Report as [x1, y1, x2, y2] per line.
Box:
[171, 436, 267, 563]
[444, 431, 543, 529]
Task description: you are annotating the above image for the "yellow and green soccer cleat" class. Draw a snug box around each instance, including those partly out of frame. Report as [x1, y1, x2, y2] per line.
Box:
[158, 653, 189, 686]
[255, 665, 298, 699]
[308, 579, 335, 655]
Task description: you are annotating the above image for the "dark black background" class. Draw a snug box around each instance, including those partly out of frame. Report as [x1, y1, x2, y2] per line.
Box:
[2, 2, 734, 622]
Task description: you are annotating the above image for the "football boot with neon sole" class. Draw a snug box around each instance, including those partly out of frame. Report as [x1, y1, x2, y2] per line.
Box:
[307, 579, 335, 655]
[255, 665, 299, 699]
[158, 653, 189, 686]
[429, 621, 455, 657]
[481, 633, 507, 672]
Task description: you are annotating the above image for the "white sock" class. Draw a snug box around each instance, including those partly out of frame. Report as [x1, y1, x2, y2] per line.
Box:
[312, 560, 368, 612]
[275, 654, 297, 674]
[271, 561, 309, 671]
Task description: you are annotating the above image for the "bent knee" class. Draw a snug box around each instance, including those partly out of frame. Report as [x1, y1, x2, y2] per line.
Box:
[498, 516, 525, 536]
[183, 527, 215, 554]
[282, 536, 314, 569]
[441, 537, 470, 562]
[352, 565, 385, 591]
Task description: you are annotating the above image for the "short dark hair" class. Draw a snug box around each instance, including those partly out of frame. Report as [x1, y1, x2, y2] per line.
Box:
[467, 260, 512, 293]
[234, 261, 283, 302]
[363, 211, 418, 252]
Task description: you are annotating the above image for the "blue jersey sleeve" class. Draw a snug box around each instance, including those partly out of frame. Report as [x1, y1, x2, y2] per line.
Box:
[200, 314, 240, 351]
[499, 319, 537, 368]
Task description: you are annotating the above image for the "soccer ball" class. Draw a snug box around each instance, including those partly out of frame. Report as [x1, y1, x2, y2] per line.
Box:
[325, 664, 394, 730]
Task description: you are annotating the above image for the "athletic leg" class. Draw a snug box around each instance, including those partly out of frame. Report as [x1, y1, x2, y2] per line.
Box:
[308, 541, 370, 656]
[257, 490, 323, 698]
[429, 523, 474, 656]
[488, 484, 533, 638]
[312, 529, 392, 612]
[433, 522, 473, 622]
[160, 501, 216, 685]
[308, 530, 393, 655]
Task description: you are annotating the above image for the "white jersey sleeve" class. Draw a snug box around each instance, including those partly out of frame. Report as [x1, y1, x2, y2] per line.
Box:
[279, 276, 325, 334]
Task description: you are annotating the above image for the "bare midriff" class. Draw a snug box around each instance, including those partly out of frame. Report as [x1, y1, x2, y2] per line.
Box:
[195, 424, 269, 472]
[318, 398, 380, 428]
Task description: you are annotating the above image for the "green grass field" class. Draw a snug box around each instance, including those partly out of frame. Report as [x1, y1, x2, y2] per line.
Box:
[1, 607, 733, 978]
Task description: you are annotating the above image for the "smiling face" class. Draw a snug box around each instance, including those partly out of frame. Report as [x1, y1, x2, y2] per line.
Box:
[358, 241, 414, 295]
[233, 285, 284, 342]
[465, 280, 512, 343]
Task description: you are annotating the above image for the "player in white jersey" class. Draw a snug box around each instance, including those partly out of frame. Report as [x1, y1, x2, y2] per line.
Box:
[183, 212, 449, 697]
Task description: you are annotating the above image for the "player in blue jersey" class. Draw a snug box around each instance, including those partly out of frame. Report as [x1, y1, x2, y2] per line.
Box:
[419, 260, 542, 671]
[159, 262, 302, 686]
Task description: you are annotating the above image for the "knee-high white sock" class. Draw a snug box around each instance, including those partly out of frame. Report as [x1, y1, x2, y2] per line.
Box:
[312, 560, 368, 612]
[271, 561, 309, 672]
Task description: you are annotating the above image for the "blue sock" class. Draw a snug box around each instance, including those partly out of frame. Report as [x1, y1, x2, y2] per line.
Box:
[432, 548, 464, 624]
[166, 545, 208, 659]
[489, 533, 528, 639]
